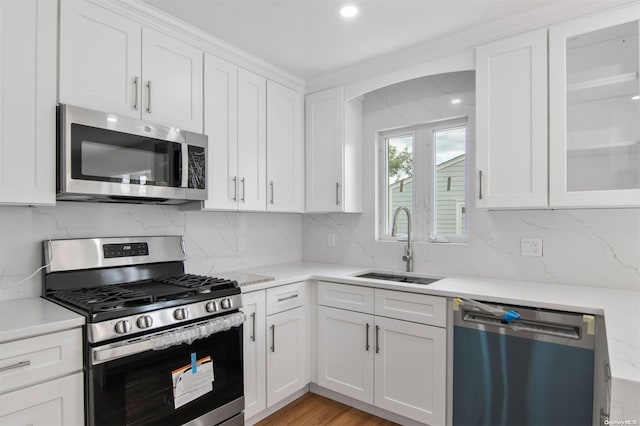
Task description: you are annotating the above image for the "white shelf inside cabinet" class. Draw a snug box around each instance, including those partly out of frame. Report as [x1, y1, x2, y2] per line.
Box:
[567, 140, 640, 157]
[567, 72, 639, 104]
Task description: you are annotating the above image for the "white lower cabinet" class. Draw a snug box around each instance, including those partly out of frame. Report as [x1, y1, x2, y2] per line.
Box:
[0, 326, 84, 426]
[316, 282, 447, 425]
[374, 316, 447, 425]
[241, 291, 266, 419]
[0, 372, 84, 426]
[266, 306, 307, 407]
[317, 306, 374, 404]
[242, 283, 308, 421]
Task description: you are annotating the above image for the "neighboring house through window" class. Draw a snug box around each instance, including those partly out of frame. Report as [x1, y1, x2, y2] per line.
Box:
[379, 119, 467, 242]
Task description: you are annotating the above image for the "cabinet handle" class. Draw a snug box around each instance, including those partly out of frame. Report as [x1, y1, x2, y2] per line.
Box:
[250, 312, 256, 342]
[336, 182, 341, 205]
[365, 323, 370, 351]
[478, 170, 483, 200]
[270, 324, 275, 352]
[0, 360, 30, 372]
[146, 80, 152, 113]
[241, 177, 246, 203]
[375, 325, 380, 354]
[133, 77, 139, 110]
[277, 294, 298, 302]
[270, 181, 274, 204]
[232, 176, 237, 202]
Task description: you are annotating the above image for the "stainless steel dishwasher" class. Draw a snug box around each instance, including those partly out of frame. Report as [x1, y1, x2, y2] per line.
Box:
[453, 299, 610, 426]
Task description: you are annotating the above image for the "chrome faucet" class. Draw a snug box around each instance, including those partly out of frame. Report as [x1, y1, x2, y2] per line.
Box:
[391, 206, 413, 272]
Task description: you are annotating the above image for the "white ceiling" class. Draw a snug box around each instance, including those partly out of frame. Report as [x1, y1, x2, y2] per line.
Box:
[141, 0, 560, 80]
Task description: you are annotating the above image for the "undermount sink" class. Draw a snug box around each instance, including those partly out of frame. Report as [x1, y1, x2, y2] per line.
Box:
[355, 272, 441, 285]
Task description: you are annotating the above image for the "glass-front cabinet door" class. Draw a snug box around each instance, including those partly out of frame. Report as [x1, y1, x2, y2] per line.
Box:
[550, 5, 640, 207]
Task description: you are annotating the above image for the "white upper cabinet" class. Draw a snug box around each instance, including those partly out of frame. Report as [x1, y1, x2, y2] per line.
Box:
[60, 0, 203, 132]
[549, 5, 640, 207]
[203, 54, 239, 211]
[306, 87, 363, 213]
[141, 28, 203, 133]
[266, 81, 305, 212]
[60, 0, 141, 119]
[237, 68, 267, 211]
[306, 87, 343, 212]
[476, 29, 549, 209]
[0, 0, 57, 206]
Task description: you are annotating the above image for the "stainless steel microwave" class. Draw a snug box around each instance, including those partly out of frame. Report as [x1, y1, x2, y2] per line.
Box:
[57, 104, 207, 204]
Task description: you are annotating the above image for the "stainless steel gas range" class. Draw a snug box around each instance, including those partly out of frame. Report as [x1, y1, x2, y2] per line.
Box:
[42, 236, 244, 426]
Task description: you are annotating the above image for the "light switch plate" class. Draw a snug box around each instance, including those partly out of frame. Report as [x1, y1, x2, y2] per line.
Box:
[521, 237, 543, 256]
[327, 234, 336, 247]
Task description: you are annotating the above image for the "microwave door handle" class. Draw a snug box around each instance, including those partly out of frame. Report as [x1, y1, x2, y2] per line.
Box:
[181, 143, 189, 188]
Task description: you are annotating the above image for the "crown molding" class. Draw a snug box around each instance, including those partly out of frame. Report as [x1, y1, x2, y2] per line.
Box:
[93, 0, 306, 93]
[306, 0, 639, 94]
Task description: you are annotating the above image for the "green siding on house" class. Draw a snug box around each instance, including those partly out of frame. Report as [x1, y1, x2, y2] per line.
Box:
[387, 155, 465, 237]
[435, 155, 465, 236]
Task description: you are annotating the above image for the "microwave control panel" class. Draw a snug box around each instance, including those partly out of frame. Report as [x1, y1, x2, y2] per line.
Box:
[103, 243, 149, 258]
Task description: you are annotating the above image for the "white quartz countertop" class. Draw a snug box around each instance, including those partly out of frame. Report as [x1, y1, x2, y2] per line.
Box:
[0, 298, 85, 342]
[236, 261, 640, 385]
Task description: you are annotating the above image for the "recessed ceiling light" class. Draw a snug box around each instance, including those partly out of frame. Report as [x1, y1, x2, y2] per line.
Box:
[632, 95, 640, 101]
[340, 5, 358, 18]
[451, 99, 461, 105]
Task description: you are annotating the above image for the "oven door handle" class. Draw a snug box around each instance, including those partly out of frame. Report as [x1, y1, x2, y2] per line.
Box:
[91, 312, 245, 365]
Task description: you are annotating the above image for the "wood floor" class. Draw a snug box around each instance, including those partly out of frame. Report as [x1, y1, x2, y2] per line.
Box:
[255, 393, 398, 426]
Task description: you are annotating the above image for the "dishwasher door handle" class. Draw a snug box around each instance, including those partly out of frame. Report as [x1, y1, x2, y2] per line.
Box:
[461, 311, 581, 340]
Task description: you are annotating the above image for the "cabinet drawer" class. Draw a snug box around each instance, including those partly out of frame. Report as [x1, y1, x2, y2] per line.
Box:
[317, 281, 374, 314]
[0, 372, 84, 425]
[374, 289, 446, 327]
[0, 328, 82, 393]
[266, 282, 305, 315]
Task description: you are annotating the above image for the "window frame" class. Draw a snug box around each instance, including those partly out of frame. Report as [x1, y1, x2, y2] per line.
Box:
[431, 122, 468, 243]
[378, 128, 416, 240]
[377, 117, 468, 243]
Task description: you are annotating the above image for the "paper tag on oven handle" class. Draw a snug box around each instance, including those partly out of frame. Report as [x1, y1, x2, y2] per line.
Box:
[172, 356, 214, 409]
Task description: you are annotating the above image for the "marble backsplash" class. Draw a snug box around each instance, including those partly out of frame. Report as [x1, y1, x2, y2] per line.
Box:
[302, 72, 640, 290]
[301, 209, 640, 290]
[0, 203, 302, 300]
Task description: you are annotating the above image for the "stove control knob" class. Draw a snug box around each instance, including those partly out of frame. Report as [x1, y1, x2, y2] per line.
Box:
[221, 298, 232, 309]
[205, 301, 218, 313]
[114, 320, 131, 334]
[137, 315, 153, 329]
[174, 308, 189, 321]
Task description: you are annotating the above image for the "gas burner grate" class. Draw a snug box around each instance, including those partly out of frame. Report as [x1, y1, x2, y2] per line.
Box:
[156, 274, 237, 293]
[51, 286, 154, 312]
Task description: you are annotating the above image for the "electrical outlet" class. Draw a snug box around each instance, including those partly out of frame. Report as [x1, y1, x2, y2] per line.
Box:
[327, 234, 336, 247]
[521, 237, 543, 257]
[237, 236, 247, 252]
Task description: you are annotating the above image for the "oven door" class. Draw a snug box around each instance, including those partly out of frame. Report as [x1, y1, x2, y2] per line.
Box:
[88, 316, 243, 426]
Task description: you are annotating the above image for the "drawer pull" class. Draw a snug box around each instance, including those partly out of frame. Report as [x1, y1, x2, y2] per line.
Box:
[0, 360, 30, 372]
[277, 294, 298, 302]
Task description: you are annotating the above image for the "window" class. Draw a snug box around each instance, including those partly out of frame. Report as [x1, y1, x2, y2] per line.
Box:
[379, 119, 467, 242]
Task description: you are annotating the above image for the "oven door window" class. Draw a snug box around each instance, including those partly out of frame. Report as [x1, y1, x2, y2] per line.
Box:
[71, 124, 182, 187]
[89, 326, 243, 426]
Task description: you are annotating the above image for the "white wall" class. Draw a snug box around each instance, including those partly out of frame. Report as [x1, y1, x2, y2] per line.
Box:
[302, 72, 640, 290]
[0, 203, 302, 300]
